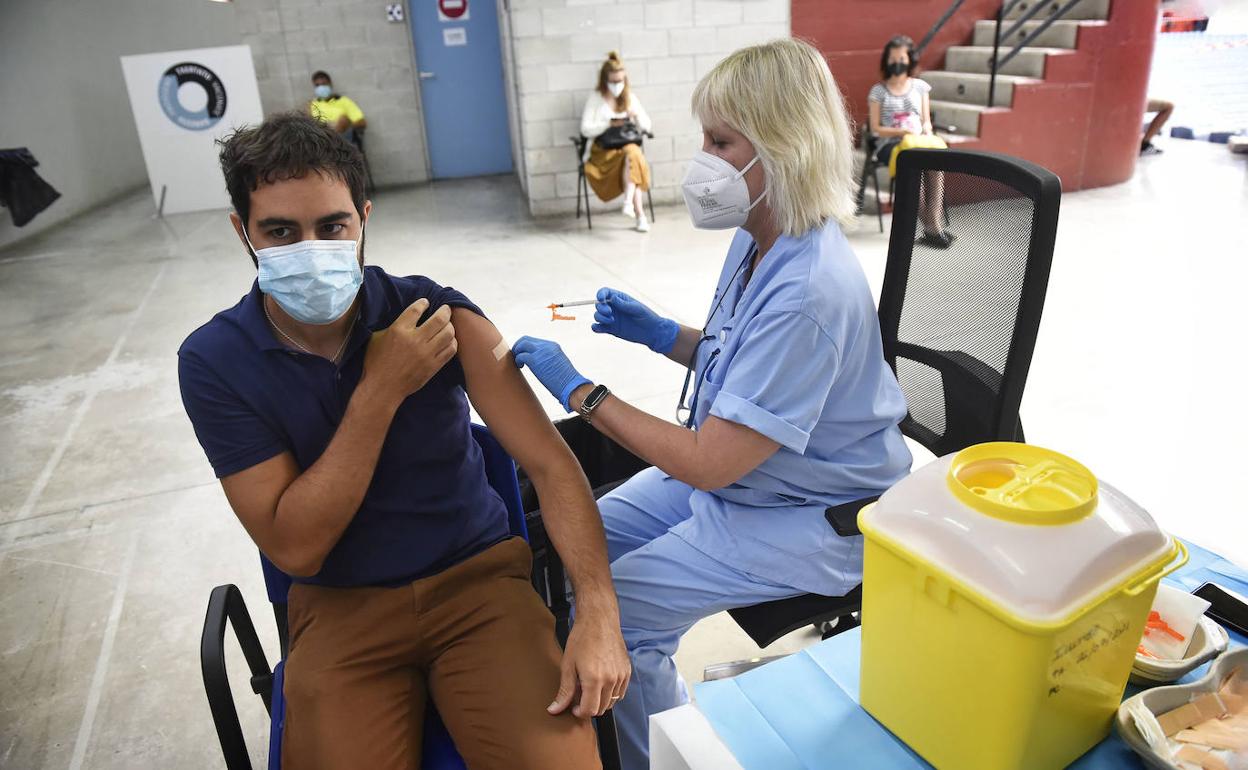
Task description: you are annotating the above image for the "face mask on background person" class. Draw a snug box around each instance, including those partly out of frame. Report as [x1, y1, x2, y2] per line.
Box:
[887, 61, 909, 77]
[680, 152, 766, 231]
[243, 227, 364, 325]
[314, 84, 332, 99]
[607, 81, 625, 98]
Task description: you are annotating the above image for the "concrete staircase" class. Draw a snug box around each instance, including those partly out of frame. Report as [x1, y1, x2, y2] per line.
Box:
[925, 0, 1110, 139]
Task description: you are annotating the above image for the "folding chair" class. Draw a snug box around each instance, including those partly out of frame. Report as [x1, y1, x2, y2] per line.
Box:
[570, 134, 657, 231]
[201, 424, 622, 769]
[855, 131, 888, 233]
[349, 128, 377, 195]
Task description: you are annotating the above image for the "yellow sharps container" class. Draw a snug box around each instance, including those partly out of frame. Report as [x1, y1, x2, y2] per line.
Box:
[857, 442, 1186, 770]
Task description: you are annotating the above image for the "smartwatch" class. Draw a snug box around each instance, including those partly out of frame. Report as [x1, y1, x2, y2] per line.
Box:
[577, 384, 611, 423]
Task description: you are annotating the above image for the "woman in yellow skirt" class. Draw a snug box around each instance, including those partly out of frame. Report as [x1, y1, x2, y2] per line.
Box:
[581, 52, 653, 232]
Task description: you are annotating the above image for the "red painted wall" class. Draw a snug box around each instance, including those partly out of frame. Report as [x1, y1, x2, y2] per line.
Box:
[793, 0, 1001, 130]
[795, 0, 1162, 191]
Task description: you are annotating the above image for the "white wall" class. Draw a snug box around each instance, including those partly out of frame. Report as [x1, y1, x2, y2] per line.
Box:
[232, 0, 431, 186]
[0, 0, 240, 250]
[502, 0, 790, 217]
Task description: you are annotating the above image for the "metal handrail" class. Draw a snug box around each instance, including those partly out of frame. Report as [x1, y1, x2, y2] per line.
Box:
[912, 0, 1088, 110]
[1000, 0, 1054, 47]
[989, 0, 1087, 107]
[915, 0, 968, 56]
[998, 0, 1086, 66]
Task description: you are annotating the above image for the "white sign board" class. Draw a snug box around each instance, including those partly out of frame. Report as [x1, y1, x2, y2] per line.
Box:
[120, 45, 264, 215]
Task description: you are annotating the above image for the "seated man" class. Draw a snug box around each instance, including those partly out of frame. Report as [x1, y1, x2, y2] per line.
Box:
[308, 70, 366, 141]
[178, 113, 628, 769]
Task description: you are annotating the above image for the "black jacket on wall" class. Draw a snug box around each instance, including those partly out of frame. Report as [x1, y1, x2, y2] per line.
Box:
[1, 148, 61, 227]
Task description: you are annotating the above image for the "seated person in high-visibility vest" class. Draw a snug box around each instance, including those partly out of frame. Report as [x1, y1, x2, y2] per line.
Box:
[308, 70, 367, 142]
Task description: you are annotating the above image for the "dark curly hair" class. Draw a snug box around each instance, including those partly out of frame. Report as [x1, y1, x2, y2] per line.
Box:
[879, 35, 919, 79]
[217, 112, 366, 260]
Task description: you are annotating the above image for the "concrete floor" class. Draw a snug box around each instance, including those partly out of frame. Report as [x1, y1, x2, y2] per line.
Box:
[1, 138, 1246, 768]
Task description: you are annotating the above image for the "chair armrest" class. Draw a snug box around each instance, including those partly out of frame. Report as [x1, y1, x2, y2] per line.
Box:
[824, 495, 881, 537]
[201, 584, 274, 770]
[595, 710, 623, 770]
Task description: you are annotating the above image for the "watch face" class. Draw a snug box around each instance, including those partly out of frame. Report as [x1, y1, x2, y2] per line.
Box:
[583, 385, 608, 411]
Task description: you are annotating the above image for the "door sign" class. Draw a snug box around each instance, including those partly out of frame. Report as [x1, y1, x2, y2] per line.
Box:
[437, 0, 469, 21]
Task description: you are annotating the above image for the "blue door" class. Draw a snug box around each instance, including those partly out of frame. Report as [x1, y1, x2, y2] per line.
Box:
[410, 0, 514, 178]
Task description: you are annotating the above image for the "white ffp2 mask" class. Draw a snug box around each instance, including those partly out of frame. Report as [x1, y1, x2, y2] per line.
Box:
[607, 81, 625, 98]
[680, 152, 765, 230]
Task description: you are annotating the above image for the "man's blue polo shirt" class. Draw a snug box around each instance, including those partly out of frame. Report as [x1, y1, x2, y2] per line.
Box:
[177, 265, 510, 587]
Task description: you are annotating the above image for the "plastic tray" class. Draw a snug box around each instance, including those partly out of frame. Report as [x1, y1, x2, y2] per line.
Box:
[1115, 647, 1248, 769]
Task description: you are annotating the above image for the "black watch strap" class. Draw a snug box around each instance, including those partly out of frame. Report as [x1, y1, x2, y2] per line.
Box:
[577, 384, 611, 423]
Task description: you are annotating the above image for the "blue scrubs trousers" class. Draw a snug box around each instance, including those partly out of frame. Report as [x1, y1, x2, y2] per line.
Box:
[598, 467, 802, 770]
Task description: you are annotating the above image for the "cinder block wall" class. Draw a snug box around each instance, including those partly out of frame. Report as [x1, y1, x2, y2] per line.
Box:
[506, 0, 791, 217]
[233, 0, 431, 186]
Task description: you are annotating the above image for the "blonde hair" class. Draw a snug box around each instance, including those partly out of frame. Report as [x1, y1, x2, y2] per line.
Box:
[692, 38, 857, 236]
[597, 51, 630, 112]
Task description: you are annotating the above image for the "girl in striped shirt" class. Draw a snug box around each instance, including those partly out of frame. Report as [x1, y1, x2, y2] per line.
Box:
[867, 35, 953, 248]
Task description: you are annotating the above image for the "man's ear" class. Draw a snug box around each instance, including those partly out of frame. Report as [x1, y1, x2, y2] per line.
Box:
[229, 212, 258, 267]
[362, 199, 372, 226]
[229, 211, 246, 243]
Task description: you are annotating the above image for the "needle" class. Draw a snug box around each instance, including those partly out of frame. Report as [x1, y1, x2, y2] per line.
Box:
[548, 300, 596, 309]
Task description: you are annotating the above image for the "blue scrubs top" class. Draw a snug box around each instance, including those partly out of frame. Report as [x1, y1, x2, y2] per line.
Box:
[675, 221, 912, 596]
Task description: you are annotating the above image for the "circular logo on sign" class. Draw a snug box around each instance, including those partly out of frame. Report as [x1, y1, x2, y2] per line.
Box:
[158, 62, 228, 131]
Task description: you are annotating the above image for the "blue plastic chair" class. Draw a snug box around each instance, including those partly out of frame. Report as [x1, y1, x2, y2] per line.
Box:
[201, 425, 618, 769]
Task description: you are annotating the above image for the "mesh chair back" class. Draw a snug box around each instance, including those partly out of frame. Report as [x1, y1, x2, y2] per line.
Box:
[879, 149, 1060, 457]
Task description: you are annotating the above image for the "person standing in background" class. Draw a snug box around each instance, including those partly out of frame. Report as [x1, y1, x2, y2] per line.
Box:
[308, 71, 367, 143]
[580, 52, 653, 233]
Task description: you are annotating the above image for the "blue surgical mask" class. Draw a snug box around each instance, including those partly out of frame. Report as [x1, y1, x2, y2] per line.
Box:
[314, 84, 332, 99]
[243, 227, 363, 325]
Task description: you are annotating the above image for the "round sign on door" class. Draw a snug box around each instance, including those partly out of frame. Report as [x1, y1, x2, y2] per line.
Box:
[437, 0, 468, 21]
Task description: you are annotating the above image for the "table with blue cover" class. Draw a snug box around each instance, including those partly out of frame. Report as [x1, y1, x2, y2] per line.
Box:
[693, 539, 1248, 770]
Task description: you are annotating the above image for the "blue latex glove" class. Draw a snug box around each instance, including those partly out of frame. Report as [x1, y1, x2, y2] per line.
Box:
[592, 287, 679, 355]
[512, 336, 592, 412]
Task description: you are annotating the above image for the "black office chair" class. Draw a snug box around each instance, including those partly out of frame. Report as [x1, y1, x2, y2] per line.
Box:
[570, 134, 657, 230]
[517, 419, 651, 642]
[728, 148, 1061, 648]
[532, 150, 1060, 650]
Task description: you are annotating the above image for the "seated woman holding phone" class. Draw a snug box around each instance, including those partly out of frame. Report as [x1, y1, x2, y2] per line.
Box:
[580, 51, 653, 233]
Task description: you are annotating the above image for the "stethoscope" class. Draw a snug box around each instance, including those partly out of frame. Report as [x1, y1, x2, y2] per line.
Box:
[675, 245, 758, 428]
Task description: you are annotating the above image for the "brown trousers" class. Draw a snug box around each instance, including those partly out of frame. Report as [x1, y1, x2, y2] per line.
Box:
[281, 538, 601, 770]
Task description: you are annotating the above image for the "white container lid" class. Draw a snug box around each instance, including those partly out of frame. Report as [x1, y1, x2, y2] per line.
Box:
[860, 442, 1174, 624]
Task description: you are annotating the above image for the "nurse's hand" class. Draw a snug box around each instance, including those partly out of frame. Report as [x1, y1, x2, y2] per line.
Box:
[592, 288, 678, 354]
[512, 336, 592, 412]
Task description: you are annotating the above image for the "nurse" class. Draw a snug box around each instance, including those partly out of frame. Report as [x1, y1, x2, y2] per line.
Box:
[513, 39, 913, 769]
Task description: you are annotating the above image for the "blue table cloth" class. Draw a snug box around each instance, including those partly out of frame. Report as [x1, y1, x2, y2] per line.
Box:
[695, 539, 1248, 769]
